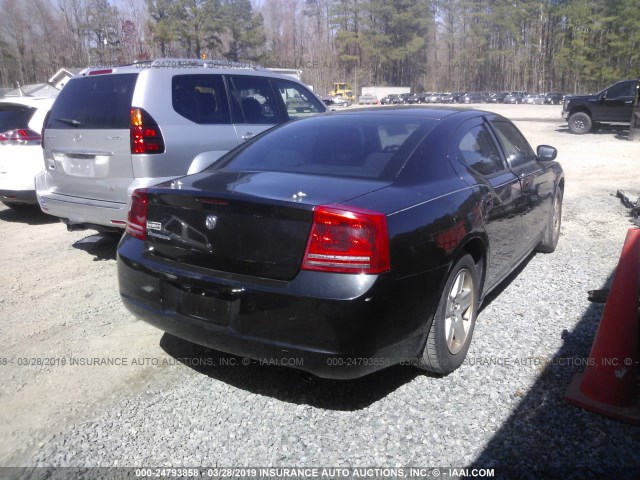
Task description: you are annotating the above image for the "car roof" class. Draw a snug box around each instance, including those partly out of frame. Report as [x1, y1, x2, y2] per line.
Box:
[327, 106, 492, 121]
[0, 96, 57, 109]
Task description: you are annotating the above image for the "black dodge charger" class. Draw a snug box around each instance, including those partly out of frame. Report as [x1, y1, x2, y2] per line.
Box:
[118, 107, 564, 379]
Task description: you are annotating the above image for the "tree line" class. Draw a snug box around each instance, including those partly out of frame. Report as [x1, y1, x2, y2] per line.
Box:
[1, 0, 638, 95]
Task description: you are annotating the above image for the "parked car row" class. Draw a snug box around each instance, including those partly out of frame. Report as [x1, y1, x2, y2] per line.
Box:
[377, 91, 566, 106]
[350, 91, 564, 106]
[1, 59, 565, 381]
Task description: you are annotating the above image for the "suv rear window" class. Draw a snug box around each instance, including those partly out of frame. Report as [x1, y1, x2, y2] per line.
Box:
[46, 73, 138, 129]
[0, 104, 35, 131]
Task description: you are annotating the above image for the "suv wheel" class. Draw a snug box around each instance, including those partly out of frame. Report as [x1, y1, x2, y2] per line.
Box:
[568, 112, 592, 134]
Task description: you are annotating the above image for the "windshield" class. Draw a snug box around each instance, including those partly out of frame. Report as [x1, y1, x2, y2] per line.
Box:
[211, 114, 438, 180]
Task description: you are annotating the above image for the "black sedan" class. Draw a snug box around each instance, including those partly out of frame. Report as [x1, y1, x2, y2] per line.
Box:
[118, 107, 564, 379]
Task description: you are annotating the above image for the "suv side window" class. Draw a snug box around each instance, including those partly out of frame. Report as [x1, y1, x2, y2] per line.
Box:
[273, 79, 324, 120]
[490, 121, 536, 168]
[455, 124, 505, 176]
[228, 76, 281, 125]
[172, 75, 231, 124]
[606, 81, 636, 99]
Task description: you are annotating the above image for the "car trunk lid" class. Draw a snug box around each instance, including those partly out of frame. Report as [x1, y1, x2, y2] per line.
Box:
[144, 170, 390, 280]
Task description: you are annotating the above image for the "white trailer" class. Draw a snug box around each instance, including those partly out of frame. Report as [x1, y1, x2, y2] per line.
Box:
[361, 86, 411, 100]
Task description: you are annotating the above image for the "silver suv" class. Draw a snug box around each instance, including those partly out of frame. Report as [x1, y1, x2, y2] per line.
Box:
[36, 59, 326, 231]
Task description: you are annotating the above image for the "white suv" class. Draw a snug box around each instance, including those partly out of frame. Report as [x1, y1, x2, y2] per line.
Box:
[36, 59, 326, 231]
[0, 96, 57, 208]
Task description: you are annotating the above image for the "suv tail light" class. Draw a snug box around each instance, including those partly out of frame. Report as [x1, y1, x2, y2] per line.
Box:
[0, 128, 41, 145]
[126, 189, 148, 240]
[130, 108, 165, 154]
[302, 205, 390, 274]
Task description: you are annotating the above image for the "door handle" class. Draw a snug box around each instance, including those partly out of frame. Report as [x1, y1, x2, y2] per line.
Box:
[241, 132, 255, 141]
[625, 100, 633, 104]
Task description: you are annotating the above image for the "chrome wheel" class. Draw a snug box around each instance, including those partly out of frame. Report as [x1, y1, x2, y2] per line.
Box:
[552, 194, 561, 238]
[444, 268, 475, 354]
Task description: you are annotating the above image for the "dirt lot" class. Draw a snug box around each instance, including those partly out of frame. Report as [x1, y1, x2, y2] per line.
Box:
[1, 104, 639, 470]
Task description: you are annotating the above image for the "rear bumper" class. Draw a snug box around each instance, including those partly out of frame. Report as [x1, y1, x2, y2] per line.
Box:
[0, 189, 37, 205]
[36, 176, 128, 229]
[118, 235, 443, 379]
[35, 171, 178, 230]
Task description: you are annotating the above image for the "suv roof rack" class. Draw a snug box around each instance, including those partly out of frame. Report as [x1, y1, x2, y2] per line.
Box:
[132, 58, 267, 71]
[80, 58, 267, 76]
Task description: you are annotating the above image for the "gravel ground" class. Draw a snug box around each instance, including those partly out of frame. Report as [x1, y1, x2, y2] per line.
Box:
[1, 104, 640, 478]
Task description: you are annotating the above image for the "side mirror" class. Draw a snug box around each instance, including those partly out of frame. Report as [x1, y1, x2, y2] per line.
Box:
[537, 145, 557, 161]
[600, 90, 607, 101]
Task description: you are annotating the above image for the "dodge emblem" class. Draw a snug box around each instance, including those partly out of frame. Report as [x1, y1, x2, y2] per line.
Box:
[205, 215, 218, 230]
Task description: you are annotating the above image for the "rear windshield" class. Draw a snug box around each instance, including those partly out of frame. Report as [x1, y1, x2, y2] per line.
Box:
[212, 114, 438, 180]
[46, 73, 138, 129]
[0, 104, 35, 132]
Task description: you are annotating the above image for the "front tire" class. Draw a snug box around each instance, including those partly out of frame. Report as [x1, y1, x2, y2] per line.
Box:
[418, 254, 479, 374]
[537, 188, 563, 253]
[568, 112, 592, 134]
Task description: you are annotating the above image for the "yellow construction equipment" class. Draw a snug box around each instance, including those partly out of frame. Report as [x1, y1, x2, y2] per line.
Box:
[329, 82, 356, 102]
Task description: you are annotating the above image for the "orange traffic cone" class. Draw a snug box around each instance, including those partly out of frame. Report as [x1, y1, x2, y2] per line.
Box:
[564, 227, 640, 424]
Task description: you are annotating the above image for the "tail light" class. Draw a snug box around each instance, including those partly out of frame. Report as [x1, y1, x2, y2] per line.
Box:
[126, 189, 148, 240]
[88, 69, 113, 75]
[0, 128, 41, 145]
[302, 205, 390, 274]
[130, 108, 165, 154]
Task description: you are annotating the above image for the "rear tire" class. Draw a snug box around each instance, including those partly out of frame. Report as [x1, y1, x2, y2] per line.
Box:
[418, 254, 479, 375]
[537, 188, 563, 253]
[568, 112, 592, 134]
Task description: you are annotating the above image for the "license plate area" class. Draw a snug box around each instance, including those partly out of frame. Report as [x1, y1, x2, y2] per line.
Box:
[66, 157, 95, 176]
[162, 282, 237, 326]
[55, 152, 111, 178]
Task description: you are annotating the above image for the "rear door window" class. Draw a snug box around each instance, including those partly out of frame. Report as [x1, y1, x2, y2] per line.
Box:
[46, 73, 137, 129]
[455, 124, 505, 176]
[172, 74, 231, 124]
[490, 121, 536, 169]
[227, 76, 281, 125]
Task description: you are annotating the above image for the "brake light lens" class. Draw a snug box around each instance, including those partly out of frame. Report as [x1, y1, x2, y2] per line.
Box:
[302, 205, 390, 274]
[0, 128, 41, 145]
[130, 108, 165, 154]
[89, 69, 113, 75]
[126, 189, 148, 240]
